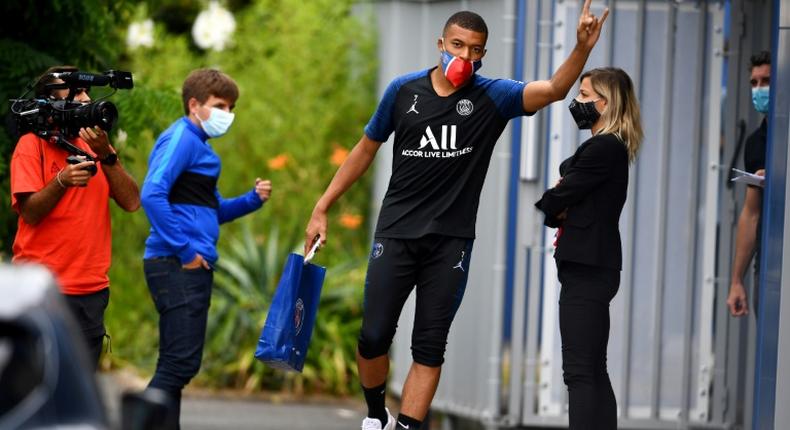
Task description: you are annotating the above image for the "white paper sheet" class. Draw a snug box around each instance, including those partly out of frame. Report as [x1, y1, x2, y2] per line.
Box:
[731, 168, 765, 188]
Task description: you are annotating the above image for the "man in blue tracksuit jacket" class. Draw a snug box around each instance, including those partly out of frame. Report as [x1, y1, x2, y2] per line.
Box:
[140, 68, 272, 427]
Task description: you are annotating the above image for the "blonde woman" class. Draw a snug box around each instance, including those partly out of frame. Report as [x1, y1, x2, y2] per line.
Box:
[535, 67, 642, 429]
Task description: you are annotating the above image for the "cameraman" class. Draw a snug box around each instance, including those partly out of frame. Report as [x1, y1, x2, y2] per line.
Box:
[10, 66, 141, 369]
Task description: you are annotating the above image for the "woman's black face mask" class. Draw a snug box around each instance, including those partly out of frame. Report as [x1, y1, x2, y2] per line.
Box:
[568, 99, 601, 130]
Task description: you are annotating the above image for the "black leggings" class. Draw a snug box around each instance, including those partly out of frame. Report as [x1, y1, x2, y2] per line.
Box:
[558, 261, 620, 430]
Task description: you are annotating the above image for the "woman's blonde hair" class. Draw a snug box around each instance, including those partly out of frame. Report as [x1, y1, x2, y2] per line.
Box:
[581, 67, 643, 162]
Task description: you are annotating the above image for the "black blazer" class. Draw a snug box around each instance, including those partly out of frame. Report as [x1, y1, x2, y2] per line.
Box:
[534, 133, 629, 270]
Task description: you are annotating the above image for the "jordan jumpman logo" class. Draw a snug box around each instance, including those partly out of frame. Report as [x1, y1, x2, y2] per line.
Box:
[406, 94, 419, 114]
[453, 250, 465, 271]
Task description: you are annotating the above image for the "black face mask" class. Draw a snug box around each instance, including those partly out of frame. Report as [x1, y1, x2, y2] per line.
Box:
[568, 99, 601, 130]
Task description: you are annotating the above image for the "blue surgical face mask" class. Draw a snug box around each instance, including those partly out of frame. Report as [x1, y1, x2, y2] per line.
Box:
[752, 86, 770, 114]
[197, 107, 235, 138]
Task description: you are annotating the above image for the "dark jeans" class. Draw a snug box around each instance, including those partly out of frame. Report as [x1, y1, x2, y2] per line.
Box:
[143, 257, 213, 425]
[557, 261, 620, 430]
[64, 288, 110, 370]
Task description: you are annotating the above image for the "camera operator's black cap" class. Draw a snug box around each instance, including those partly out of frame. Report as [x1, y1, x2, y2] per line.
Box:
[34, 65, 78, 98]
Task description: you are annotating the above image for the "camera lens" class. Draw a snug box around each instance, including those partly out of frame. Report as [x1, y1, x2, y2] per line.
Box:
[94, 101, 118, 131]
[70, 101, 118, 132]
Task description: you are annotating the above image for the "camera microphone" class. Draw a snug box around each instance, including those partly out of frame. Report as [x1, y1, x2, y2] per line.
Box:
[52, 70, 133, 90]
[54, 71, 111, 87]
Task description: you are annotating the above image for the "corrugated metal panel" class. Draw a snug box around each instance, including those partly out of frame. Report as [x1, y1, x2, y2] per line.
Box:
[369, 1, 771, 429]
[524, 1, 727, 427]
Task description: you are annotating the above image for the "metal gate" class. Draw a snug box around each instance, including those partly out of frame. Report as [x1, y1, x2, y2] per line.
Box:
[514, 1, 725, 427]
[372, 1, 756, 429]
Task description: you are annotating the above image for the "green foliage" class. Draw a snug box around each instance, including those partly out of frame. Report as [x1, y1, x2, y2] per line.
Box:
[0, 0, 376, 396]
[0, 40, 60, 259]
[103, 0, 378, 395]
[0, 1, 132, 70]
[144, 0, 202, 35]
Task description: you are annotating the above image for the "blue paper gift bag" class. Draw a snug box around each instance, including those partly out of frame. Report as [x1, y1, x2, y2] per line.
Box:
[255, 252, 326, 372]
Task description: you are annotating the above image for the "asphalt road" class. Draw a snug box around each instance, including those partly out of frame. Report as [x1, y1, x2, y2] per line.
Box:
[98, 372, 366, 430]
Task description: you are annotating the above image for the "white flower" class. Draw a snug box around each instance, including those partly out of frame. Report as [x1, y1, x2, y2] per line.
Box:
[192, 2, 236, 51]
[126, 19, 154, 49]
[115, 129, 128, 145]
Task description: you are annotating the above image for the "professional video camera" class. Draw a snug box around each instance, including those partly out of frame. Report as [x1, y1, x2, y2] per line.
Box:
[8, 70, 133, 175]
[9, 70, 133, 138]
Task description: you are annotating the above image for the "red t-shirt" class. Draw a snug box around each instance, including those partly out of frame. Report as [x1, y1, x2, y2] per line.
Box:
[11, 133, 112, 295]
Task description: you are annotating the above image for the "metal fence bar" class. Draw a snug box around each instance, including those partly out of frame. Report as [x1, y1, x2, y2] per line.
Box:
[519, 0, 554, 423]
[773, 7, 790, 427]
[649, 0, 676, 419]
[519, 0, 544, 183]
[620, 0, 647, 419]
[506, 0, 543, 424]
[521, 0, 552, 422]
[694, 2, 726, 423]
[537, 0, 569, 415]
[712, 1, 751, 426]
[679, 3, 709, 424]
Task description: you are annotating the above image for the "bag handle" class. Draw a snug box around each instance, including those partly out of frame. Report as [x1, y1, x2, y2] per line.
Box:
[304, 235, 321, 264]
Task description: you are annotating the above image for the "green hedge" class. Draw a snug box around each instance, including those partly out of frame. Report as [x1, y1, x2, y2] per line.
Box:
[2, 0, 377, 396]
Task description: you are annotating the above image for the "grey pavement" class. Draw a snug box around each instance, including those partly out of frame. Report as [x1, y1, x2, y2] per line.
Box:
[181, 398, 364, 430]
[98, 372, 366, 430]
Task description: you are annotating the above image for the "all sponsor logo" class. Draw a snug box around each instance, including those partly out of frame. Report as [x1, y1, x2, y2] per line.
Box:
[401, 125, 474, 159]
[419, 125, 457, 150]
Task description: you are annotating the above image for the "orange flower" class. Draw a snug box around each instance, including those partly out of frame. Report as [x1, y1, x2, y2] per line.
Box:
[330, 145, 349, 167]
[339, 213, 363, 230]
[267, 154, 289, 170]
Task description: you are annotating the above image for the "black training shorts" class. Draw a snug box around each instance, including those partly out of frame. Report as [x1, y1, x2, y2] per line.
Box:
[357, 234, 473, 367]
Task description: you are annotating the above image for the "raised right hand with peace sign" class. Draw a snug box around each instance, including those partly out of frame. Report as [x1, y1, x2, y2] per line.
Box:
[576, 0, 609, 52]
[522, 0, 610, 112]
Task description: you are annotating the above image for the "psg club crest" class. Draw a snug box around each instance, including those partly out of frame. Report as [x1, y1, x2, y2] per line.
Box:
[371, 242, 384, 260]
[456, 99, 474, 116]
[294, 298, 305, 335]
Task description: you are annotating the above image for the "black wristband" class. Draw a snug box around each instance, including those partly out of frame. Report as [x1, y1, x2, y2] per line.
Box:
[100, 153, 118, 166]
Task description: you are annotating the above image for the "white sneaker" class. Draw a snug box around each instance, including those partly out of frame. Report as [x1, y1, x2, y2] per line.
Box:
[360, 408, 396, 430]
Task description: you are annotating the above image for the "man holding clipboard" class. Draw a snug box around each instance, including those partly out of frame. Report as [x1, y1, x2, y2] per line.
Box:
[727, 51, 771, 317]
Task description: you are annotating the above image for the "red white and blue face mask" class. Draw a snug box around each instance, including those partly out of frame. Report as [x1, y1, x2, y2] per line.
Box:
[440, 40, 483, 88]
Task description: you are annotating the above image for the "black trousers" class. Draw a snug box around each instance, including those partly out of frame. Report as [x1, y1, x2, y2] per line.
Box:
[64, 288, 110, 370]
[557, 261, 620, 430]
